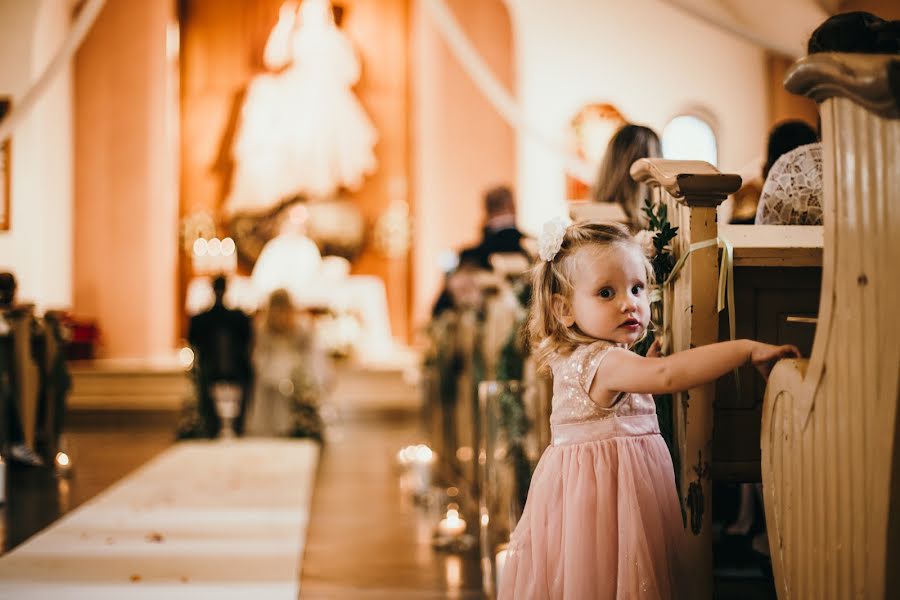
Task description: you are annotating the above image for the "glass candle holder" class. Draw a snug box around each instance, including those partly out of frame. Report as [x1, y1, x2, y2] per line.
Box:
[212, 382, 242, 440]
[478, 379, 530, 598]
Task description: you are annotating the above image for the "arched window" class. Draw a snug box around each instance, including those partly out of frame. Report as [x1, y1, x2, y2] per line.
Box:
[662, 114, 718, 166]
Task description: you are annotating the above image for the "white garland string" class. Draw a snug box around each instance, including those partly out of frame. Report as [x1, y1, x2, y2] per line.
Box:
[423, 0, 595, 185]
[0, 0, 107, 146]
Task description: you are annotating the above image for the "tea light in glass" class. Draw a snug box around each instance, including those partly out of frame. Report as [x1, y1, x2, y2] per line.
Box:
[438, 508, 467, 538]
[495, 543, 509, 591]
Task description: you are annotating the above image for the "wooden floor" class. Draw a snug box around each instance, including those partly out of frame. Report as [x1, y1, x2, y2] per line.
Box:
[300, 408, 483, 599]
[1, 405, 771, 599]
[0, 407, 485, 599]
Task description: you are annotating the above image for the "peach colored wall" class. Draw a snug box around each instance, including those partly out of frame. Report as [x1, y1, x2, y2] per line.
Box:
[839, 0, 900, 19]
[411, 0, 515, 329]
[0, 0, 73, 312]
[73, 0, 178, 358]
[766, 53, 818, 129]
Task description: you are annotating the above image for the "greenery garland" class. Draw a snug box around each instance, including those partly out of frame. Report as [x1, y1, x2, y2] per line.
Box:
[633, 197, 681, 497]
[493, 279, 533, 511]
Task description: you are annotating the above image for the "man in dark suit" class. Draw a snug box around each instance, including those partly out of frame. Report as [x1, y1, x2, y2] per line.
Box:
[432, 186, 530, 318]
[187, 275, 253, 437]
[458, 185, 528, 270]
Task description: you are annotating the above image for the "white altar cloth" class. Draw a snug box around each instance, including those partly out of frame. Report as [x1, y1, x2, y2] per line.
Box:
[0, 439, 320, 599]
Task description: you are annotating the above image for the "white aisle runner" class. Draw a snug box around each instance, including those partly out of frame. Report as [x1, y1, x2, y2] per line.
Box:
[0, 439, 319, 599]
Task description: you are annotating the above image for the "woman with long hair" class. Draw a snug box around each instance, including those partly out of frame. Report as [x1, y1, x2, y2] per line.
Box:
[591, 124, 662, 231]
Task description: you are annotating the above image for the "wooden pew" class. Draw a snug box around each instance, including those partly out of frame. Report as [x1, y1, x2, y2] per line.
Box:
[630, 158, 825, 597]
[761, 53, 900, 599]
[713, 224, 823, 482]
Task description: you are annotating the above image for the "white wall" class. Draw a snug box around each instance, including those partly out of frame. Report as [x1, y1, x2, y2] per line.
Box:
[505, 0, 768, 234]
[0, 0, 74, 311]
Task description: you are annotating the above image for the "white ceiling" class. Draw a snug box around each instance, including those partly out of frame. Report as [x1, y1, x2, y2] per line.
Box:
[662, 0, 832, 58]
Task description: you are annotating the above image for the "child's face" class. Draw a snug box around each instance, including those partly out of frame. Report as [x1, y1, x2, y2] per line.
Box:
[567, 243, 650, 346]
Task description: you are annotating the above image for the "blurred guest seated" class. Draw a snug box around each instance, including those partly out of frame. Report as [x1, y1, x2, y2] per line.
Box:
[0, 272, 44, 466]
[187, 275, 253, 437]
[755, 142, 823, 225]
[432, 186, 530, 318]
[756, 11, 899, 226]
[245, 289, 327, 441]
[591, 124, 661, 231]
[458, 185, 529, 270]
[726, 120, 816, 224]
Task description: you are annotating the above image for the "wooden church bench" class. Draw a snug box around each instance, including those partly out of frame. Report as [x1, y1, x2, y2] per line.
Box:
[760, 52, 900, 599]
[630, 157, 825, 597]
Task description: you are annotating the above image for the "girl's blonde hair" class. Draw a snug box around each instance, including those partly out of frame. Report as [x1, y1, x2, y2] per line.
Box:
[528, 221, 652, 372]
[591, 124, 661, 231]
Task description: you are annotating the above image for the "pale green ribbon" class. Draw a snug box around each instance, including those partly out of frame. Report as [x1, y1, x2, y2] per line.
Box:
[654, 235, 740, 401]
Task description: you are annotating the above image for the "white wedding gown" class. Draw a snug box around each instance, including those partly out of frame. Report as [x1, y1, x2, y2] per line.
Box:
[227, 0, 377, 214]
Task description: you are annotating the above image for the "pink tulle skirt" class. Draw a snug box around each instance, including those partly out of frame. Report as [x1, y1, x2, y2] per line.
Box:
[498, 414, 688, 599]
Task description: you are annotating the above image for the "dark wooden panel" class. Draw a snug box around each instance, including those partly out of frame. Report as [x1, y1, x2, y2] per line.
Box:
[713, 267, 822, 481]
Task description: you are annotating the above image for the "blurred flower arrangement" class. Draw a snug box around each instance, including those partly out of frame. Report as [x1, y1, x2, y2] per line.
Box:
[285, 362, 325, 441]
[492, 278, 534, 510]
[313, 308, 362, 359]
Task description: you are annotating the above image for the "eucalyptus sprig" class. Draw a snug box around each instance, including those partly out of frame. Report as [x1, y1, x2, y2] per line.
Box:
[642, 198, 679, 285]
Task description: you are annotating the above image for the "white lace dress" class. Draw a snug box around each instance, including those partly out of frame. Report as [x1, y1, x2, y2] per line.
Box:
[755, 142, 823, 225]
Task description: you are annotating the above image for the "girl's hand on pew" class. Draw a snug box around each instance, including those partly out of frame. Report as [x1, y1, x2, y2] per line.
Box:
[750, 343, 802, 380]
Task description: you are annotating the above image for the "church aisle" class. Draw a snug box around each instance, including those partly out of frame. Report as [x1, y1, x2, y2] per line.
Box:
[0, 415, 318, 598]
[1, 403, 485, 596]
[299, 408, 483, 599]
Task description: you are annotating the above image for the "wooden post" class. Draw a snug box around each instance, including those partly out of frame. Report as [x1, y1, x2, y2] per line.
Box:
[631, 159, 741, 599]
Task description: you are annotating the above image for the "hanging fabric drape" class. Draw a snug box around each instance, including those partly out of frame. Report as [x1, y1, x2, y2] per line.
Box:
[422, 0, 595, 185]
[0, 0, 106, 147]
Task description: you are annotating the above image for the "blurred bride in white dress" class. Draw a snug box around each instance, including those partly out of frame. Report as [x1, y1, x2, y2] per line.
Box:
[227, 0, 377, 214]
[246, 289, 330, 440]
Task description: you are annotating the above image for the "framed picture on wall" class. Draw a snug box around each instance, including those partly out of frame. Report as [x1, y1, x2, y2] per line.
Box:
[0, 98, 9, 231]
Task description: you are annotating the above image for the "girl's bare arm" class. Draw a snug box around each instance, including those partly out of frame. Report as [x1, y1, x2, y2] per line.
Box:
[592, 340, 800, 399]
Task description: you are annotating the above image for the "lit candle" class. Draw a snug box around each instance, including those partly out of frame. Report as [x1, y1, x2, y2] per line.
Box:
[192, 238, 209, 274]
[438, 508, 467, 538]
[55, 451, 72, 477]
[495, 543, 509, 590]
[221, 237, 238, 273]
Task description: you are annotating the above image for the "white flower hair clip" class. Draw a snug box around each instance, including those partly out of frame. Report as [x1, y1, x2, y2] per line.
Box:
[538, 216, 571, 262]
[633, 229, 657, 259]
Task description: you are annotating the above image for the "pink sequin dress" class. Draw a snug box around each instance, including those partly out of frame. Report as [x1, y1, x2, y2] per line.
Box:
[498, 341, 688, 599]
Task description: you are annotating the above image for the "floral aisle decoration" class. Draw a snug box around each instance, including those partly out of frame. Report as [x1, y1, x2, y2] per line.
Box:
[286, 362, 325, 442]
[492, 277, 534, 512]
[633, 197, 679, 486]
[314, 307, 362, 359]
[421, 308, 462, 473]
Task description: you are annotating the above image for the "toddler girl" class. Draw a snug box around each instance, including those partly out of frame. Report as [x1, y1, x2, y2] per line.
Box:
[498, 220, 799, 599]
